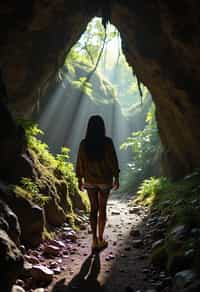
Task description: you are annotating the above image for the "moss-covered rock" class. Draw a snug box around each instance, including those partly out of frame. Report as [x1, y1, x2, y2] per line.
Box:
[44, 196, 66, 226]
[0, 184, 45, 247]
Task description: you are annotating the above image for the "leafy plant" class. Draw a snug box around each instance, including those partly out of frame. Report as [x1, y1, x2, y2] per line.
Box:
[20, 177, 50, 207]
[136, 176, 170, 205]
[120, 105, 160, 191]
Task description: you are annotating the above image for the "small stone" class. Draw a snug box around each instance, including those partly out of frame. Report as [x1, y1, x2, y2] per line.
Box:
[30, 264, 54, 285]
[174, 270, 196, 289]
[132, 239, 143, 248]
[151, 239, 164, 250]
[49, 261, 58, 269]
[53, 267, 61, 274]
[19, 245, 26, 254]
[185, 249, 194, 258]
[129, 206, 141, 214]
[15, 279, 25, 287]
[171, 225, 188, 241]
[49, 240, 66, 249]
[62, 226, 73, 232]
[111, 210, 121, 215]
[64, 231, 77, 242]
[11, 285, 25, 292]
[191, 199, 199, 205]
[43, 244, 60, 257]
[24, 255, 40, 265]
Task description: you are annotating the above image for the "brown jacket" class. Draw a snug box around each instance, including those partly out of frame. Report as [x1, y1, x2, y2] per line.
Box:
[76, 137, 119, 184]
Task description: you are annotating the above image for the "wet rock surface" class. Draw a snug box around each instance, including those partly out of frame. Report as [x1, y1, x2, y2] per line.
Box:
[0, 229, 24, 291]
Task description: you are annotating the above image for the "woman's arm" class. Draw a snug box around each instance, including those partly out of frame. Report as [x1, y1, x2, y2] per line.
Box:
[109, 139, 120, 190]
[76, 141, 84, 191]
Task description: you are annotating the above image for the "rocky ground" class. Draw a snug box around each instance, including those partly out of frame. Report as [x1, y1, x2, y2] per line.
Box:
[11, 192, 198, 292]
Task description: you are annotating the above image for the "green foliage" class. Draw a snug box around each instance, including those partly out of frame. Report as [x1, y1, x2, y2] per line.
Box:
[20, 178, 50, 207]
[133, 171, 200, 274]
[56, 147, 78, 194]
[17, 120, 87, 220]
[21, 120, 78, 188]
[120, 105, 159, 191]
[18, 119, 57, 167]
[135, 177, 171, 205]
[72, 77, 93, 97]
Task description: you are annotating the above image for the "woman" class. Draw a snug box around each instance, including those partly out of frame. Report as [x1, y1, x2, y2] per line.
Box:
[76, 115, 120, 251]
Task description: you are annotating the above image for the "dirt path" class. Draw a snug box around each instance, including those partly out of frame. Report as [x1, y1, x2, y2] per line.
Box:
[47, 192, 153, 292]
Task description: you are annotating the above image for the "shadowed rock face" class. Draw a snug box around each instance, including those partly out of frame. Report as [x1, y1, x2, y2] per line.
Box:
[0, 0, 200, 177]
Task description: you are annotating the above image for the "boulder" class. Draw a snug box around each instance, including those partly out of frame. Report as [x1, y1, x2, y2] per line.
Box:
[0, 229, 24, 291]
[44, 196, 66, 226]
[0, 182, 45, 247]
[30, 264, 54, 285]
[0, 199, 21, 245]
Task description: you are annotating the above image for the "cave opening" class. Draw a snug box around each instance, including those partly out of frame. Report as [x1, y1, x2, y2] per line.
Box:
[34, 17, 158, 193]
[1, 2, 200, 291]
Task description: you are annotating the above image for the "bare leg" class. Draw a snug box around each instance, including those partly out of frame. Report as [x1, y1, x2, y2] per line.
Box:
[98, 190, 110, 241]
[87, 189, 99, 241]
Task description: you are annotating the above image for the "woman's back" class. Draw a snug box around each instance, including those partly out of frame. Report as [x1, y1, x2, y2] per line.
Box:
[76, 136, 119, 184]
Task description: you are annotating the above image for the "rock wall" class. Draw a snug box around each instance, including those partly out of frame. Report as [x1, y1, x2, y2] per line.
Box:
[0, 1, 200, 177]
[110, 1, 200, 178]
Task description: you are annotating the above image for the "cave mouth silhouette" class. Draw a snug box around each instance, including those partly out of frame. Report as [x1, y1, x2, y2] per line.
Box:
[36, 17, 153, 173]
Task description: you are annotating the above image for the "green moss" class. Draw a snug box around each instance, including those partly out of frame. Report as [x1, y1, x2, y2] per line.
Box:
[42, 226, 54, 240]
[14, 120, 89, 230]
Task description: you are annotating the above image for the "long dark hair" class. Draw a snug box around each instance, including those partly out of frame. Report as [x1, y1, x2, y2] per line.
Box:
[84, 115, 106, 161]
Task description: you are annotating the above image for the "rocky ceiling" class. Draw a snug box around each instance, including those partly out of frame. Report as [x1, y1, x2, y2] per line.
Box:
[0, 0, 200, 178]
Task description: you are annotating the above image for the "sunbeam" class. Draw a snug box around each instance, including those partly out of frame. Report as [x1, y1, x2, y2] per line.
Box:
[36, 16, 152, 173]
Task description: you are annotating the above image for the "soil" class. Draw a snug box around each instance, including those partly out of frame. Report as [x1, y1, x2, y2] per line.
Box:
[47, 191, 153, 292]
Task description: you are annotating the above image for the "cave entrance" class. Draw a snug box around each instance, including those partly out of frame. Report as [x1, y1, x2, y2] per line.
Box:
[36, 17, 158, 192]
